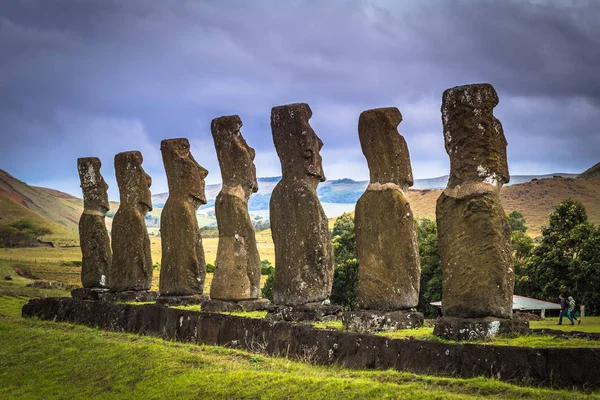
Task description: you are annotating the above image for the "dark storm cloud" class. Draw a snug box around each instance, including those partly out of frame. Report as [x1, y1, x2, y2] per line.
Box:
[1, 0, 599, 199]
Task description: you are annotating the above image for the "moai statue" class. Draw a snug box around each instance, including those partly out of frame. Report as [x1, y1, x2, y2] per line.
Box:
[203, 116, 269, 312]
[433, 83, 527, 340]
[158, 138, 209, 305]
[267, 103, 337, 321]
[343, 107, 423, 332]
[77, 157, 111, 289]
[111, 151, 155, 297]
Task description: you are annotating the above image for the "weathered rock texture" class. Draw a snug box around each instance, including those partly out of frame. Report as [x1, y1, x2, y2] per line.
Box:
[209, 116, 261, 301]
[77, 157, 111, 288]
[22, 297, 600, 388]
[354, 107, 420, 310]
[111, 151, 153, 292]
[270, 103, 334, 306]
[436, 83, 514, 319]
[159, 139, 208, 296]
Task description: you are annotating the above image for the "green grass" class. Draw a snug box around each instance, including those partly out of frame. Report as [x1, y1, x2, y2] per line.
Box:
[531, 316, 600, 333]
[2, 250, 600, 397]
[2, 296, 599, 399]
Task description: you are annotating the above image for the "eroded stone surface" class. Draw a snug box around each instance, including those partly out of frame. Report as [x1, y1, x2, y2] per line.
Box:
[354, 108, 420, 310]
[269, 103, 334, 306]
[265, 302, 342, 322]
[156, 294, 210, 306]
[111, 151, 153, 292]
[202, 298, 270, 313]
[437, 84, 514, 319]
[434, 317, 529, 341]
[159, 139, 208, 296]
[209, 116, 261, 301]
[77, 157, 111, 288]
[342, 310, 424, 333]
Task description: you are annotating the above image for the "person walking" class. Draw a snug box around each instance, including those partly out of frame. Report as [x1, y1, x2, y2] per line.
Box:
[558, 294, 574, 325]
[568, 296, 581, 325]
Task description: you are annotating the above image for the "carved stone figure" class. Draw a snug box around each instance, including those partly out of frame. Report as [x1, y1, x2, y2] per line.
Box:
[158, 138, 208, 297]
[436, 83, 514, 320]
[269, 103, 334, 308]
[209, 116, 261, 301]
[354, 107, 421, 310]
[77, 157, 111, 288]
[111, 151, 153, 292]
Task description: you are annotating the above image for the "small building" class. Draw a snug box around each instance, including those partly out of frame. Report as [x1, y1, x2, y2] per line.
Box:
[430, 295, 561, 318]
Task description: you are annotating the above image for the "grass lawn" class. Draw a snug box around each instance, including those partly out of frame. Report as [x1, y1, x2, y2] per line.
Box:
[2, 296, 600, 400]
[2, 250, 600, 398]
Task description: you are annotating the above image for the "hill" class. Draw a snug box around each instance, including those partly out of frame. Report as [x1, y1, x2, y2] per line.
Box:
[0, 170, 82, 246]
[1, 165, 599, 245]
[578, 162, 600, 181]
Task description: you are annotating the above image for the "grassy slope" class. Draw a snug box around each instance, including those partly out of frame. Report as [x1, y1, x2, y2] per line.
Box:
[1, 255, 600, 398]
[1, 298, 599, 400]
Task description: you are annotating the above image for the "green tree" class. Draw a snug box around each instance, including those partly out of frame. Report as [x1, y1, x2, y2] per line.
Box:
[331, 212, 354, 237]
[261, 270, 274, 301]
[507, 211, 527, 232]
[527, 199, 600, 314]
[330, 212, 358, 310]
[416, 219, 442, 317]
[511, 230, 535, 296]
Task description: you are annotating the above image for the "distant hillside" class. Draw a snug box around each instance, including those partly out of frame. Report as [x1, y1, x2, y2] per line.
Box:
[2, 166, 599, 245]
[0, 170, 82, 245]
[578, 162, 600, 181]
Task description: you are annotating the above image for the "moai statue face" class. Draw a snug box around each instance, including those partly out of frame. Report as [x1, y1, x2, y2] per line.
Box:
[77, 157, 109, 214]
[358, 107, 413, 188]
[114, 151, 152, 212]
[441, 83, 509, 188]
[161, 138, 208, 204]
[211, 115, 258, 200]
[271, 103, 325, 183]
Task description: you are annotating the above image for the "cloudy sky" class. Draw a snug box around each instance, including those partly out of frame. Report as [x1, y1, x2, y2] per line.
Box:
[1, 0, 599, 200]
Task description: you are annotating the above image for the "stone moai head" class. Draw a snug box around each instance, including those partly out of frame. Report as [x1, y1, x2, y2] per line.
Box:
[114, 151, 152, 212]
[358, 107, 413, 189]
[77, 157, 109, 213]
[441, 83, 509, 188]
[211, 115, 258, 200]
[271, 103, 325, 182]
[161, 138, 208, 205]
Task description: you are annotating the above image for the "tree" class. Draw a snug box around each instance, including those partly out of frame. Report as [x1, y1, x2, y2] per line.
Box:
[416, 219, 442, 317]
[526, 199, 600, 314]
[331, 212, 354, 237]
[330, 212, 358, 310]
[507, 211, 527, 232]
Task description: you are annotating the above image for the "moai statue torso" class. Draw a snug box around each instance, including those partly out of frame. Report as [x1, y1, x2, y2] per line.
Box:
[436, 83, 514, 319]
[159, 139, 208, 296]
[270, 103, 334, 306]
[111, 151, 153, 292]
[77, 157, 111, 288]
[354, 108, 420, 310]
[210, 116, 261, 301]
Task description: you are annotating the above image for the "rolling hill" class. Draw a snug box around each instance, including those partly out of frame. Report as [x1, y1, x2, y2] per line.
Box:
[1, 166, 599, 246]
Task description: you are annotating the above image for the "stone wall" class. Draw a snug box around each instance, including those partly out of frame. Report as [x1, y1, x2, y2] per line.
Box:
[22, 298, 600, 388]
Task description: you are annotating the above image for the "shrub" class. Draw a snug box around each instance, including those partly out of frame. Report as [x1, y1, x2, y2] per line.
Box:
[261, 268, 274, 301]
[261, 260, 274, 275]
[206, 263, 215, 273]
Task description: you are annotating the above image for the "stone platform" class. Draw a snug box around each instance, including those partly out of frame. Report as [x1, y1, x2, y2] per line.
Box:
[71, 288, 158, 303]
[342, 310, 424, 333]
[266, 302, 342, 322]
[156, 294, 210, 307]
[21, 297, 600, 388]
[202, 298, 270, 313]
[434, 317, 529, 341]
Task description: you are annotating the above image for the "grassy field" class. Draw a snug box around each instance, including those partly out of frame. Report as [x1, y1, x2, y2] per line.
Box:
[2, 249, 600, 398]
[2, 296, 600, 399]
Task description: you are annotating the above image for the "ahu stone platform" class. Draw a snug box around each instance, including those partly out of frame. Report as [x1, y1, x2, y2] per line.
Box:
[22, 297, 600, 388]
